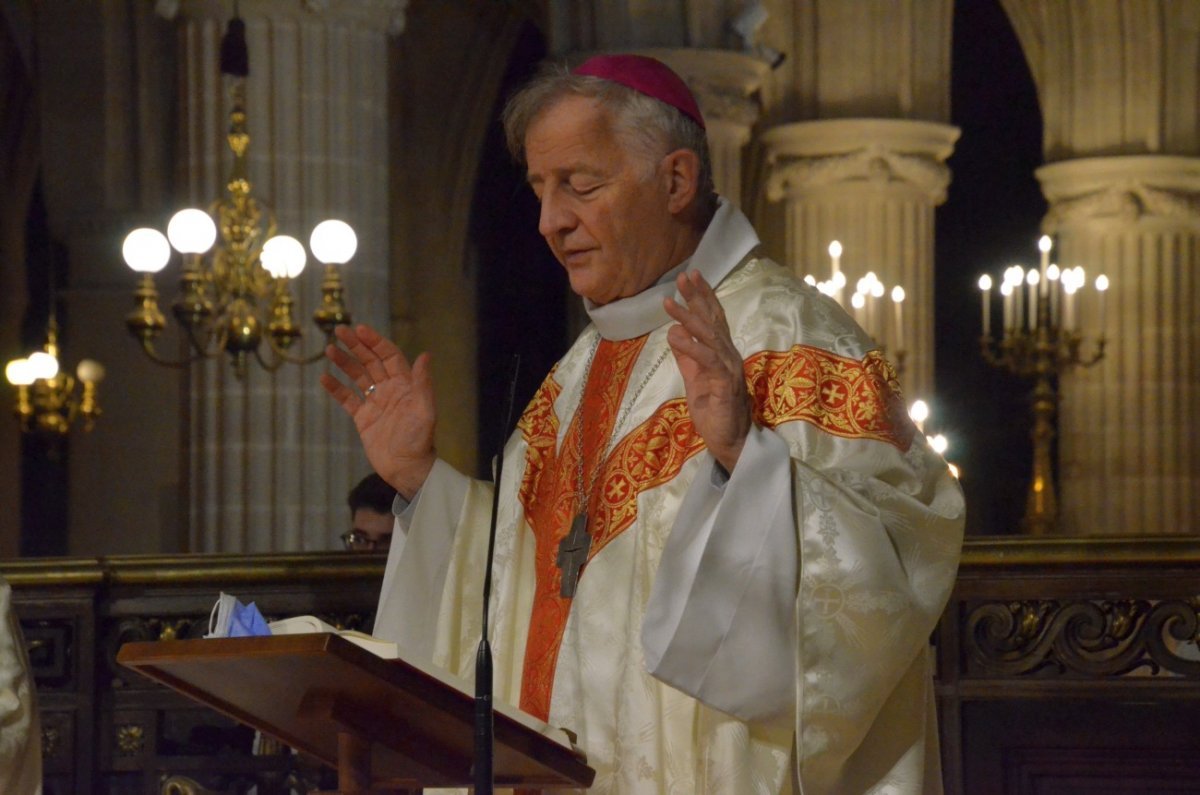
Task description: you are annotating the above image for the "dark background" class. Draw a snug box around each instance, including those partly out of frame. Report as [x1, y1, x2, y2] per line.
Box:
[934, 0, 1046, 536]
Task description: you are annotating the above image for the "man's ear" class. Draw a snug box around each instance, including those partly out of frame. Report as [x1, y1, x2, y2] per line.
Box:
[661, 148, 701, 214]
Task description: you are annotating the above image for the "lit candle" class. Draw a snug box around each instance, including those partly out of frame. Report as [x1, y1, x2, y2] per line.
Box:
[828, 240, 843, 303]
[1011, 266, 1025, 334]
[909, 399, 928, 434]
[831, 271, 847, 305]
[891, 286, 905, 351]
[1046, 263, 1060, 328]
[1038, 235, 1052, 295]
[1026, 269, 1040, 330]
[851, 291, 866, 328]
[862, 272, 878, 338]
[1063, 279, 1077, 331]
[978, 274, 992, 336]
[1001, 281, 1013, 337]
[870, 280, 885, 342]
[1073, 267, 1086, 331]
[1095, 274, 1109, 332]
[828, 240, 842, 274]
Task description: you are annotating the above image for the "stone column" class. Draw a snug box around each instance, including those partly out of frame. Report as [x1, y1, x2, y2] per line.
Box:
[760, 119, 959, 399]
[170, 0, 403, 552]
[1038, 156, 1200, 536]
[1000, 0, 1200, 535]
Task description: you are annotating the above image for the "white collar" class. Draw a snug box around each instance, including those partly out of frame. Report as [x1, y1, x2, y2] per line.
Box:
[583, 197, 760, 341]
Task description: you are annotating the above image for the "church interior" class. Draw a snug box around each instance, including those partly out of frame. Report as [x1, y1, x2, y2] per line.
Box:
[1, 0, 1198, 792]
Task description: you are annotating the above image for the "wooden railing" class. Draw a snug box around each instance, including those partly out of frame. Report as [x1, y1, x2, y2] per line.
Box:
[937, 536, 1200, 795]
[6, 537, 1200, 794]
[5, 552, 386, 795]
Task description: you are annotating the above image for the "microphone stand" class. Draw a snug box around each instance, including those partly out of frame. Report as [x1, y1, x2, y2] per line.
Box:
[474, 355, 520, 795]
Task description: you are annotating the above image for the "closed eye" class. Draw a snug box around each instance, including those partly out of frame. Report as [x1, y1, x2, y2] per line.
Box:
[569, 182, 601, 197]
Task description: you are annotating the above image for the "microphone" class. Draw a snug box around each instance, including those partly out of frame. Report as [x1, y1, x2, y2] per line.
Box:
[475, 354, 520, 795]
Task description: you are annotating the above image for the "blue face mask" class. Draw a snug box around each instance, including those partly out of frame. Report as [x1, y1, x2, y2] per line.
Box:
[206, 592, 271, 638]
[229, 600, 271, 637]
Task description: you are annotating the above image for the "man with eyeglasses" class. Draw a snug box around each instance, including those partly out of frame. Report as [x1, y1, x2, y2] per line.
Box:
[341, 473, 397, 552]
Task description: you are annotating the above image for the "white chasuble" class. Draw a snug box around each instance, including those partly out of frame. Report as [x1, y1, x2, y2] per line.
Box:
[0, 579, 41, 795]
[374, 205, 965, 795]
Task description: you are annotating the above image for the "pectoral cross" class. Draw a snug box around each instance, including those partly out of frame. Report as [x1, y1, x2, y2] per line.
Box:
[556, 513, 592, 598]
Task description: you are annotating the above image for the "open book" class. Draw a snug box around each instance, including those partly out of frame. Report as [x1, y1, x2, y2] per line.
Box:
[265, 615, 581, 754]
[268, 615, 399, 659]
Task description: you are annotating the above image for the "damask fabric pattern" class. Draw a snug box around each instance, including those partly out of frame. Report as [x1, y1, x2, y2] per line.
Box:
[375, 256, 964, 794]
[0, 579, 41, 795]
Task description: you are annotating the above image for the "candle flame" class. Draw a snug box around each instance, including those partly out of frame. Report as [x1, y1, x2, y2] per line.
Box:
[909, 400, 929, 424]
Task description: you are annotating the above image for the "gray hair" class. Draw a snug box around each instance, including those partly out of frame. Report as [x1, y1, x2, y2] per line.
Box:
[502, 62, 716, 211]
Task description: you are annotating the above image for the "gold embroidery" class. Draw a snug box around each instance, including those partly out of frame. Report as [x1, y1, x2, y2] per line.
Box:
[513, 343, 911, 719]
[747, 347, 913, 450]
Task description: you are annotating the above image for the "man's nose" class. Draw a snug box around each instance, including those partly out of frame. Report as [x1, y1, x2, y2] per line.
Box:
[538, 191, 574, 238]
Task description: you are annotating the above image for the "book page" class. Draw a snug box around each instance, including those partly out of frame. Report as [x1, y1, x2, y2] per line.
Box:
[267, 616, 399, 659]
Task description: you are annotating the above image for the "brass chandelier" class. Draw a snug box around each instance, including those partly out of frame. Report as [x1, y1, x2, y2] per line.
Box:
[5, 316, 104, 435]
[120, 15, 355, 378]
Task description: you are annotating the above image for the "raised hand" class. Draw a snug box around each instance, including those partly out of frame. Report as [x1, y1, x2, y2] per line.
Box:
[663, 270, 752, 472]
[321, 324, 436, 500]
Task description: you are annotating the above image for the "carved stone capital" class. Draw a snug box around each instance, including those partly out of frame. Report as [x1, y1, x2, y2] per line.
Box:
[1037, 155, 1200, 232]
[691, 81, 762, 129]
[761, 119, 960, 205]
[160, 0, 408, 35]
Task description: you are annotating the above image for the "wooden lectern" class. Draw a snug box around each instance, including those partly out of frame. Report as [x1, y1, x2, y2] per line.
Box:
[118, 634, 595, 794]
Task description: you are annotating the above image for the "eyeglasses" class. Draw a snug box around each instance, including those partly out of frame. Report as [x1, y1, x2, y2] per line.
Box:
[340, 530, 391, 551]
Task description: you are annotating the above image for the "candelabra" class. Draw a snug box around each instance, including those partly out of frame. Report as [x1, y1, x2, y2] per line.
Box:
[120, 15, 355, 379]
[5, 316, 104, 435]
[978, 236, 1107, 535]
[807, 240, 908, 374]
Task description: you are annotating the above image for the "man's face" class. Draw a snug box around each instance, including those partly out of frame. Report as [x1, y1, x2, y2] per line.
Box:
[525, 94, 676, 305]
[345, 508, 393, 551]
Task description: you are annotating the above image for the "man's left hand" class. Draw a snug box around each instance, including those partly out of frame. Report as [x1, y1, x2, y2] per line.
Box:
[664, 270, 752, 473]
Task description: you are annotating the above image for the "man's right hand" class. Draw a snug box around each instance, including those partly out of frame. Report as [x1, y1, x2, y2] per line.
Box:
[322, 324, 436, 500]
